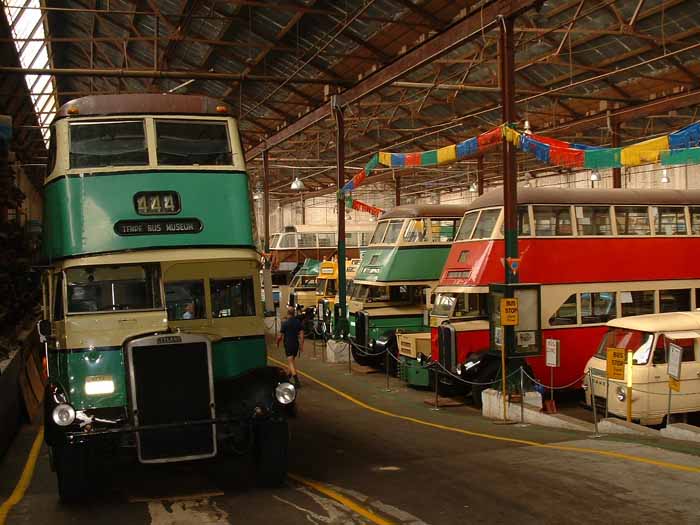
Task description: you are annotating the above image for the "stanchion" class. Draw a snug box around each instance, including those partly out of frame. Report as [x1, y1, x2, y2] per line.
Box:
[383, 350, 393, 393]
[516, 366, 529, 427]
[347, 338, 352, 375]
[666, 384, 673, 427]
[589, 368, 603, 438]
[431, 367, 440, 411]
[605, 376, 609, 419]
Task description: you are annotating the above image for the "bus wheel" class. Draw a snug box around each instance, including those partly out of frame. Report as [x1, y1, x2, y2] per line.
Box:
[351, 347, 373, 367]
[254, 420, 289, 487]
[53, 444, 91, 503]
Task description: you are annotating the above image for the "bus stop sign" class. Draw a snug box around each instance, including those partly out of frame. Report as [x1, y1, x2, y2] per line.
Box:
[606, 348, 626, 381]
[500, 298, 519, 326]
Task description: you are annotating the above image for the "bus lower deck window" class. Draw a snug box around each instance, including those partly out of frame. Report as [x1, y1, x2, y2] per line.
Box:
[576, 206, 612, 236]
[660, 289, 691, 313]
[620, 290, 654, 317]
[165, 280, 206, 320]
[549, 294, 577, 326]
[211, 278, 256, 317]
[581, 292, 616, 324]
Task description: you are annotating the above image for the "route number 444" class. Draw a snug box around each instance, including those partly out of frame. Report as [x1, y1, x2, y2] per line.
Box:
[134, 191, 180, 215]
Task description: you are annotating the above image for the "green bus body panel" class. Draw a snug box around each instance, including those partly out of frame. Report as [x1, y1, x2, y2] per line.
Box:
[349, 312, 425, 339]
[65, 347, 127, 410]
[212, 337, 267, 379]
[57, 336, 266, 410]
[356, 246, 450, 282]
[43, 171, 253, 259]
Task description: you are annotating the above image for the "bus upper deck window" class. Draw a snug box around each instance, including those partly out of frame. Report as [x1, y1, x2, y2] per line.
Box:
[518, 206, 531, 235]
[455, 211, 478, 241]
[298, 233, 316, 248]
[403, 219, 427, 242]
[534, 206, 572, 236]
[278, 233, 296, 249]
[653, 206, 687, 235]
[690, 207, 700, 234]
[615, 206, 650, 235]
[165, 280, 206, 320]
[576, 206, 612, 236]
[382, 220, 404, 244]
[156, 120, 232, 166]
[70, 121, 148, 169]
[431, 219, 458, 242]
[370, 221, 388, 244]
[472, 209, 501, 239]
[318, 233, 336, 247]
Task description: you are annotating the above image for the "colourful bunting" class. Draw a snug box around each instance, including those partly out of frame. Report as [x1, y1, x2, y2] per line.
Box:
[341, 119, 700, 195]
[345, 195, 383, 217]
[620, 135, 669, 167]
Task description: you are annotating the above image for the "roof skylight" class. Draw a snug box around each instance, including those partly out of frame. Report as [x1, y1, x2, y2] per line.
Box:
[3, 1, 56, 147]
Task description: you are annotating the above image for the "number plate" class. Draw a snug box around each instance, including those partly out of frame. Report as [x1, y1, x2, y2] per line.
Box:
[134, 191, 181, 215]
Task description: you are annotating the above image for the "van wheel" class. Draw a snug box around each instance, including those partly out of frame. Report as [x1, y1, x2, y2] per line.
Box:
[254, 420, 289, 487]
[53, 444, 91, 503]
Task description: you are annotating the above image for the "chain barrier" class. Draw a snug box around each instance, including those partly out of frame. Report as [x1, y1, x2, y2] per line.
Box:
[522, 369, 588, 391]
[431, 360, 522, 387]
[347, 338, 389, 357]
[631, 386, 698, 396]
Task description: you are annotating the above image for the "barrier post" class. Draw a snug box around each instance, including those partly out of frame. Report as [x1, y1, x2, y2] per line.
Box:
[517, 366, 528, 427]
[626, 350, 633, 422]
[347, 339, 352, 375]
[589, 368, 602, 438]
[605, 376, 609, 419]
[431, 367, 440, 411]
[384, 349, 392, 392]
[667, 384, 673, 427]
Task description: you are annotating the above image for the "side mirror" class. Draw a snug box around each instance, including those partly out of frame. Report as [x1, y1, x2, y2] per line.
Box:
[37, 319, 52, 341]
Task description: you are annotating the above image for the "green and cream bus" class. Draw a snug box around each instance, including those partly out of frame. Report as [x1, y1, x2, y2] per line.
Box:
[349, 205, 466, 372]
[39, 94, 295, 502]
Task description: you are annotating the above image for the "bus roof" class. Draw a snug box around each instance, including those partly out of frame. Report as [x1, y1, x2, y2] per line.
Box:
[55, 94, 229, 120]
[467, 188, 700, 210]
[380, 204, 468, 219]
[607, 311, 700, 333]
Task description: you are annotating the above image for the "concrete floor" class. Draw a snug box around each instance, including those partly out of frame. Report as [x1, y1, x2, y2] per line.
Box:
[2, 339, 700, 524]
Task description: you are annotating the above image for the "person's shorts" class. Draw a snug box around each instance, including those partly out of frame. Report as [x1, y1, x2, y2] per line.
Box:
[284, 345, 300, 358]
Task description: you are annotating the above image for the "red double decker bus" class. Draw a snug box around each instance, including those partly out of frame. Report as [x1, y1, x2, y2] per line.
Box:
[431, 188, 700, 400]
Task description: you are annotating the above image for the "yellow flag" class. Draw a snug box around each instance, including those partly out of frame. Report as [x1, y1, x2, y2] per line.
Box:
[621, 135, 669, 166]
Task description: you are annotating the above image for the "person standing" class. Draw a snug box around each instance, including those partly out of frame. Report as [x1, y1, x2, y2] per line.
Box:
[277, 306, 304, 387]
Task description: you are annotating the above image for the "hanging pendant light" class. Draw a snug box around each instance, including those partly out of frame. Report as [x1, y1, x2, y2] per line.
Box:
[290, 176, 305, 191]
[660, 168, 670, 184]
[590, 171, 601, 182]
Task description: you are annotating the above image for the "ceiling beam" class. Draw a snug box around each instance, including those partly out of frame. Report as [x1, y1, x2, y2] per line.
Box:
[244, 0, 541, 161]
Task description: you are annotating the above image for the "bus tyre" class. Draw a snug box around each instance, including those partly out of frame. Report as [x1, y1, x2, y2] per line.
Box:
[254, 420, 289, 487]
[53, 444, 91, 503]
[351, 347, 373, 367]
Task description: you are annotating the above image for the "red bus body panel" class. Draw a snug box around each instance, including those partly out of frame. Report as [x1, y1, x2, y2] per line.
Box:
[435, 237, 700, 388]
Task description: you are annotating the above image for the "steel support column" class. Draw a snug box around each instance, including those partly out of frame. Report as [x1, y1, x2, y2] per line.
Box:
[499, 15, 517, 419]
[262, 150, 274, 312]
[394, 173, 401, 206]
[611, 122, 622, 188]
[332, 96, 348, 338]
[477, 155, 485, 196]
[500, 15, 518, 286]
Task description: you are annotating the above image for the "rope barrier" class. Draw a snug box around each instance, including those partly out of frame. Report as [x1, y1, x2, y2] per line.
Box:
[522, 369, 588, 391]
[432, 361, 522, 386]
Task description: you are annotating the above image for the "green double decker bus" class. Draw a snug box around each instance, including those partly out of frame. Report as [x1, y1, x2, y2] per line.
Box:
[348, 205, 466, 370]
[39, 94, 295, 502]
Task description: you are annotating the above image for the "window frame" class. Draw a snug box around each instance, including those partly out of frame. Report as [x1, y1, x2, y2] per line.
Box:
[613, 205, 652, 236]
[68, 119, 150, 170]
[532, 204, 574, 237]
[154, 118, 233, 167]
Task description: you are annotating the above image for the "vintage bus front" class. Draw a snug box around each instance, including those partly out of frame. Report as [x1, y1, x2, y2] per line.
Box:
[40, 95, 294, 502]
[348, 205, 465, 368]
[433, 188, 700, 397]
[288, 258, 320, 310]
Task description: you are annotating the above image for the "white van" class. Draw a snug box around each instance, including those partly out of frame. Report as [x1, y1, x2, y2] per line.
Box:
[583, 311, 700, 425]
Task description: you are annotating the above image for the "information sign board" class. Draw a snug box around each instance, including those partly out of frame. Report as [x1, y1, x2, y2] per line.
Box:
[606, 348, 626, 381]
[500, 298, 519, 326]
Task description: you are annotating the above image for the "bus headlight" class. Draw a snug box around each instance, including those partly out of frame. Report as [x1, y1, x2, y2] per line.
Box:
[616, 386, 626, 402]
[52, 403, 76, 427]
[275, 382, 296, 405]
[85, 375, 115, 395]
